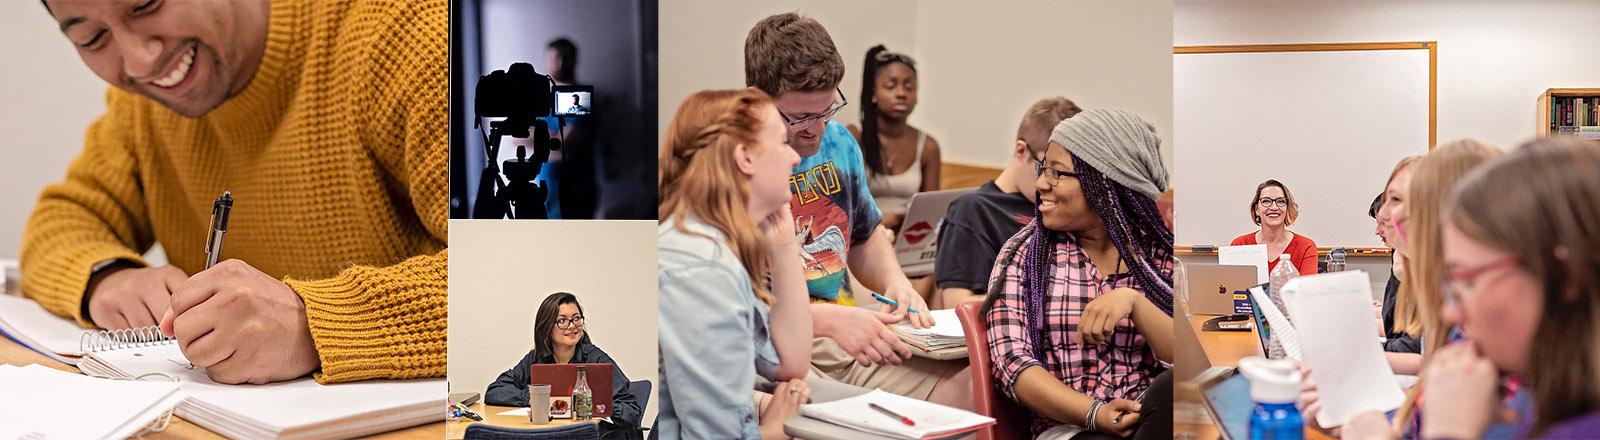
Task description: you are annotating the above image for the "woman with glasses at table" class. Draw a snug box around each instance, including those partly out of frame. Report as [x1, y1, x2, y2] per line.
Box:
[845, 45, 942, 232]
[985, 109, 1175, 439]
[486, 292, 643, 437]
[1230, 179, 1319, 275]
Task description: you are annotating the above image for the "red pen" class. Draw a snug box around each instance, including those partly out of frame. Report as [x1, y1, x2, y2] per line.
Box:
[870, 402, 915, 426]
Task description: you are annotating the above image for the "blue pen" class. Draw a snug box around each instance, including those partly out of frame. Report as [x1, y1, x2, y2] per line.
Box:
[870, 292, 921, 314]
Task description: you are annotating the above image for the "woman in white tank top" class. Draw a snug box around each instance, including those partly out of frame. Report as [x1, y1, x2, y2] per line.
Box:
[849, 45, 943, 232]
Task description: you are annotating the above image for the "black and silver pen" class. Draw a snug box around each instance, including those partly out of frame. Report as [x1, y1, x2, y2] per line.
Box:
[205, 191, 232, 269]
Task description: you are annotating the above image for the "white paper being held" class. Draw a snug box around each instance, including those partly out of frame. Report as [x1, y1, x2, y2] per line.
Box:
[1282, 271, 1405, 428]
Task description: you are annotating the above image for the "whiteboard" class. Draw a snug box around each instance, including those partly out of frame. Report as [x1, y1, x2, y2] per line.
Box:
[1174, 44, 1432, 249]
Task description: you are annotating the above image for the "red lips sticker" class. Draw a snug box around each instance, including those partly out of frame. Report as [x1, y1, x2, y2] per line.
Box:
[904, 221, 933, 245]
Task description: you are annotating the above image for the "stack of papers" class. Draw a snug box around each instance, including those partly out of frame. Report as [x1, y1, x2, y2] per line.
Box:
[890, 309, 967, 352]
[80, 343, 444, 440]
[0, 363, 185, 440]
[800, 389, 994, 439]
[0, 293, 89, 365]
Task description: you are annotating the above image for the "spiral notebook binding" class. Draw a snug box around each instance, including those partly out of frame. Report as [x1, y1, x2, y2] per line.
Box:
[80, 325, 175, 353]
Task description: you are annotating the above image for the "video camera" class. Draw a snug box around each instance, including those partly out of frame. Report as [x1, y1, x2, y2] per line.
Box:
[471, 62, 593, 219]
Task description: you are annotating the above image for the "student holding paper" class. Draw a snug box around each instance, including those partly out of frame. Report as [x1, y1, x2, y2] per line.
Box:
[936, 97, 1081, 306]
[1303, 140, 1506, 437]
[1231, 180, 1318, 275]
[486, 292, 642, 436]
[25, 0, 446, 385]
[985, 110, 1174, 440]
[657, 88, 814, 439]
[1420, 137, 1600, 438]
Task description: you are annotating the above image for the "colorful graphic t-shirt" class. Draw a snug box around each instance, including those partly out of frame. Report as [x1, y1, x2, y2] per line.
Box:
[789, 120, 882, 305]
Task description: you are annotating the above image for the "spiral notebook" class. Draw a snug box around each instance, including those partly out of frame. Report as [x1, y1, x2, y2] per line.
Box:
[0, 295, 443, 439]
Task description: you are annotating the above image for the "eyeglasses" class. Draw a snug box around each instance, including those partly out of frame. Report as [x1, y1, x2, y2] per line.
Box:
[1441, 256, 1520, 308]
[778, 88, 849, 129]
[1034, 159, 1078, 187]
[1257, 197, 1289, 208]
[555, 315, 585, 330]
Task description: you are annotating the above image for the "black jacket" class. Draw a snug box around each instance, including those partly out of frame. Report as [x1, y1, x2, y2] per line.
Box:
[485, 342, 643, 428]
[1381, 274, 1422, 353]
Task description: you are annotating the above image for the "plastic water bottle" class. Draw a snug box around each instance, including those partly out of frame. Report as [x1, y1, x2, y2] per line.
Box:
[573, 365, 594, 420]
[1239, 357, 1305, 440]
[1268, 254, 1300, 321]
[1327, 248, 1347, 273]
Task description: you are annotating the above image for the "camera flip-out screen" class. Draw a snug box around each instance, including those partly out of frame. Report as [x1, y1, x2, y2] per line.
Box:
[555, 85, 593, 116]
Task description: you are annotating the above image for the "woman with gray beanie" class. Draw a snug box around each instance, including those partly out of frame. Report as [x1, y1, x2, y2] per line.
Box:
[983, 109, 1174, 440]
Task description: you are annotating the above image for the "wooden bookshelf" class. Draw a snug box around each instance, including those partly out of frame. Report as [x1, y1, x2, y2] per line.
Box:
[1537, 88, 1600, 138]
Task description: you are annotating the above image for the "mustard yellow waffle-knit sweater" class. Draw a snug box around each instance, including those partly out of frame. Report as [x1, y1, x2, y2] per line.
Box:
[19, 0, 446, 384]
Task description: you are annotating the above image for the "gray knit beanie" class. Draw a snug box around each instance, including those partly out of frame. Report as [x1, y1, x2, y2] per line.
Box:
[1047, 109, 1168, 200]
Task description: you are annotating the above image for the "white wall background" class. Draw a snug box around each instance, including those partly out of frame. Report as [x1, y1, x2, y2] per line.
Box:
[1173, 48, 1431, 248]
[1177, 0, 1600, 150]
[661, 0, 1175, 170]
[448, 220, 660, 424]
[0, 3, 107, 259]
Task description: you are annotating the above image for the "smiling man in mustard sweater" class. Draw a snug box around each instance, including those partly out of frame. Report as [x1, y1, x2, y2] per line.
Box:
[24, 0, 446, 385]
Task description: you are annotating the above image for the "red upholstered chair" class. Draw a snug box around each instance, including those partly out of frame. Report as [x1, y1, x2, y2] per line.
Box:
[956, 300, 1034, 440]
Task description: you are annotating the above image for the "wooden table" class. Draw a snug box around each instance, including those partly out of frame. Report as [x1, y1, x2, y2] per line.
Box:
[0, 334, 443, 439]
[1176, 314, 1334, 440]
[445, 403, 589, 439]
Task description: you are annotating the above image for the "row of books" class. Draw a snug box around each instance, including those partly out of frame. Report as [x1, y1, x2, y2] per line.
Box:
[1551, 96, 1600, 128]
[1553, 125, 1600, 140]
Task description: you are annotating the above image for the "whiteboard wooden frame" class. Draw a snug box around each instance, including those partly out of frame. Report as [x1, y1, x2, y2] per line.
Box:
[1172, 41, 1437, 254]
[1173, 41, 1437, 148]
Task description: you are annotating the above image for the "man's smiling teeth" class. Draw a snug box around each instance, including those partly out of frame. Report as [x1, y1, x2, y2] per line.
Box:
[153, 46, 196, 88]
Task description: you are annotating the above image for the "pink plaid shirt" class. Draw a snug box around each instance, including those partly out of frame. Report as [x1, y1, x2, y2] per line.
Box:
[985, 221, 1171, 436]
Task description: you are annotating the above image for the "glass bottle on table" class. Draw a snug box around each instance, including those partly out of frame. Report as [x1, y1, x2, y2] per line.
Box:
[573, 365, 593, 420]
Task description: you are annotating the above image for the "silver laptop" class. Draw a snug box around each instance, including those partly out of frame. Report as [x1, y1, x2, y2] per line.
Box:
[1184, 261, 1259, 316]
[894, 188, 975, 277]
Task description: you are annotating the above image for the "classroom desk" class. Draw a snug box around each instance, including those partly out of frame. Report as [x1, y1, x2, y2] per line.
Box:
[1177, 314, 1334, 440]
[0, 335, 443, 439]
[444, 403, 589, 439]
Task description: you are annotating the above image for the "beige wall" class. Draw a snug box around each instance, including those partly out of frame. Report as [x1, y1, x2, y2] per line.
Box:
[0, 3, 107, 259]
[448, 220, 659, 423]
[1176, 0, 1600, 149]
[660, 0, 1175, 170]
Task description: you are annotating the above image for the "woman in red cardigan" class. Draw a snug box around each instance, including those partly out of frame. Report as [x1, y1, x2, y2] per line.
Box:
[1232, 179, 1318, 275]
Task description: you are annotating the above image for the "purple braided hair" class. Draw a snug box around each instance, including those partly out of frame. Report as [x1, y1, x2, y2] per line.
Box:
[1072, 155, 1174, 314]
[999, 155, 1175, 356]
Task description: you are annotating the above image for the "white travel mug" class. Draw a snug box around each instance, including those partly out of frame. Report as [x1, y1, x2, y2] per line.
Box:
[530, 384, 552, 424]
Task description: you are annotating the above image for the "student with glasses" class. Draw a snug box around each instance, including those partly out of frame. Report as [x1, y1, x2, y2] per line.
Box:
[934, 97, 1081, 307]
[487, 292, 643, 438]
[1230, 179, 1318, 275]
[739, 12, 978, 412]
[984, 109, 1174, 439]
[1408, 138, 1600, 438]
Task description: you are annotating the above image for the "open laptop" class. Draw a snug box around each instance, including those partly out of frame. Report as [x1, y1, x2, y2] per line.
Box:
[894, 188, 975, 277]
[529, 363, 614, 418]
[1184, 262, 1259, 316]
[1244, 283, 1277, 357]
